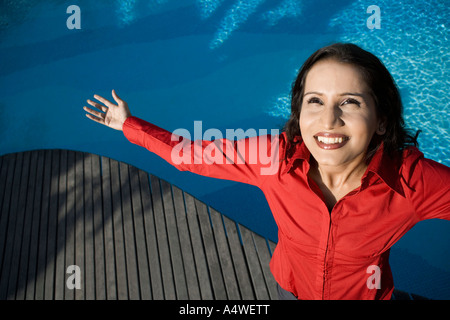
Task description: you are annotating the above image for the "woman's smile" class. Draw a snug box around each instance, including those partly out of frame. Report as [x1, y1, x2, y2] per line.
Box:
[314, 132, 350, 150]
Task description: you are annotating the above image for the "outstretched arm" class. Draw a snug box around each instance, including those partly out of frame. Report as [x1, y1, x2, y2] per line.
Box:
[83, 90, 132, 131]
[83, 90, 281, 186]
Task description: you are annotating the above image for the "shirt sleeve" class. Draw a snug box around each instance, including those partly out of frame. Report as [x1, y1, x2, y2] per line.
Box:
[122, 116, 281, 187]
[407, 154, 450, 221]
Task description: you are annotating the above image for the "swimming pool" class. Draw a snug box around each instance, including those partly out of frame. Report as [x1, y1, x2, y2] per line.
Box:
[0, 0, 448, 299]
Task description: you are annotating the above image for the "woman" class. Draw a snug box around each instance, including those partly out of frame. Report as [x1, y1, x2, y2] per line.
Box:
[83, 43, 450, 300]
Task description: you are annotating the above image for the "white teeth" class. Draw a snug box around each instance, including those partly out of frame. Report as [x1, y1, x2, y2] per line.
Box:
[317, 136, 345, 144]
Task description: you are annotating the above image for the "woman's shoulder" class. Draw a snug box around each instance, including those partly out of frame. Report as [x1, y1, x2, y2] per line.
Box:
[401, 146, 423, 165]
[400, 146, 449, 184]
[400, 148, 450, 220]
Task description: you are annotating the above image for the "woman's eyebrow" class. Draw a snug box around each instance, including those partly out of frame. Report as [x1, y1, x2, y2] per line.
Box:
[339, 92, 365, 97]
[303, 91, 366, 97]
[303, 91, 324, 97]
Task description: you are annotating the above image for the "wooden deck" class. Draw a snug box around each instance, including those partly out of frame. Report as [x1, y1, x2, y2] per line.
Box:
[0, 149, 278, 300]
[0, 149, 429, 300]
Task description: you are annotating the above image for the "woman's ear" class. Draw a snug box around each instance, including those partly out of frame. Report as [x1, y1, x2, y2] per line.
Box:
[376, 118, 387, 135]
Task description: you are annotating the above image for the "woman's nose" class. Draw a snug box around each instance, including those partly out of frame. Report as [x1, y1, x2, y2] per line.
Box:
[321, 105, 343, 129]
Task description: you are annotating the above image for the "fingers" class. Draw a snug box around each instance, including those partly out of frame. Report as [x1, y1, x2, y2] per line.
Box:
[85, 113, 104, 124]
[112, 89, 123, 105]
[83, 106, 105, 125]
[93, 94, 116, 109]
[87, 99, 108, 112]
[84, 90, 127, 129]
[84, 105, 104, 118]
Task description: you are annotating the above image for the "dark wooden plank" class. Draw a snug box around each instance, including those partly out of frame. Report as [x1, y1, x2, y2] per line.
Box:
[81, 152, 95, 300]
[74, 151, 87, 300]
[195, 199, 227, 300]
[35, 150, 52, 299]
[3, 152, 25, 299]
[209, 208, 240, 299]
[172, 186, 201, 300]
[7, 151, 30, 299]
[239, 224, 270, 300]
[25, 150, 45, 300]
[16, 151, 39, 300]
[73, 151, 85, 300]
[268, 240, 278, 300]
[139, 171, 163, 299]
[129, 166, 152, 300]
[160, 180, 188, 299]
[222, 216, 255, 299]
[110, 159, 128, 299]
[119, 161, 140, 300]
[184, 193, 213, 299]
[63, 150, 76, 300]
[91, 153, 105, 300]
[44, 150, 60, 299]
[150, 175, 176, 299]
[0, 153, 16, 299]
[0, 153, 11, 273]
[101, 156, 117, 299]
[54, 149, 67, 300]
[252, 233, 277, 299]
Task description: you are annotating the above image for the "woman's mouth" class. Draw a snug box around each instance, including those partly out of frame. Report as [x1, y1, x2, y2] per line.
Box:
[314, 133, 349, 150]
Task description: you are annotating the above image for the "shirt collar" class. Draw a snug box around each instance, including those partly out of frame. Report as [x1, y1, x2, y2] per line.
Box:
[364, 143, 405, 197]
[282, 137, 405, 197]
[282, 136, 310, 175]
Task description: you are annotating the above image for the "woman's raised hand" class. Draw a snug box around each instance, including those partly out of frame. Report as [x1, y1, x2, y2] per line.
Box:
[84, 90, 132, 131]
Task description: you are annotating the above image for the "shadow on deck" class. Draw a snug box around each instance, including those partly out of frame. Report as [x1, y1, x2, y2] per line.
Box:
[0, 149, 429, 300]
[0, 149, 277, 300]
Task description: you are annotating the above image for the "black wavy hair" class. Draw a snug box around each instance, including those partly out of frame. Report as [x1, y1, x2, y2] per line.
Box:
[284, 43, 419, 160]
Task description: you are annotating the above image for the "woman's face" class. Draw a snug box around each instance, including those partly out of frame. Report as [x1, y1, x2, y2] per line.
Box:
[299, 59, 385, 169]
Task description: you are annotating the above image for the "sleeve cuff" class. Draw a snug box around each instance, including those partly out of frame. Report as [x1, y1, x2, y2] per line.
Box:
[122, 116, 175, 150]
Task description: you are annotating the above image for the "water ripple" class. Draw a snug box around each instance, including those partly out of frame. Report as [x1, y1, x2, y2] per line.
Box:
[329, 0, 449, 164]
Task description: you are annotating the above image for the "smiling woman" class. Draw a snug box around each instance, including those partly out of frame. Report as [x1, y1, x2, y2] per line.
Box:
[285, 44, 423, 214]
[286, 43, 418, 161]
[298, 58, 385, 210]
[83, 43, 450, 300]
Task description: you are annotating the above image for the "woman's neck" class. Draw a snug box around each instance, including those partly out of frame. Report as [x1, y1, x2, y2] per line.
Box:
[308, 156, 368, 211]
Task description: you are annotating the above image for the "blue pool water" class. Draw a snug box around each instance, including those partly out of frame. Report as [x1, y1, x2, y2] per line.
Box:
[1, 0, 449, 299]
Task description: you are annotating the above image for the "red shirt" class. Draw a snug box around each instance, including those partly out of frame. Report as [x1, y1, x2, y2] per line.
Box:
[123, 116, 450, 300]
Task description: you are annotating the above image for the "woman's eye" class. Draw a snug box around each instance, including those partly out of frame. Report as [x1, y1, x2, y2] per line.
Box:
[307, 97, 323, 105]
[341, 98, 361, 107]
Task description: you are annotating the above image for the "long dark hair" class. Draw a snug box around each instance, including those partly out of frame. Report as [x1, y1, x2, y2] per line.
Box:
[284, 43, 419, 160]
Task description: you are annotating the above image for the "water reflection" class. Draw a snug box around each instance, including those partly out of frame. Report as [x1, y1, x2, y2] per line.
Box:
[330, 0, 449, 164]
